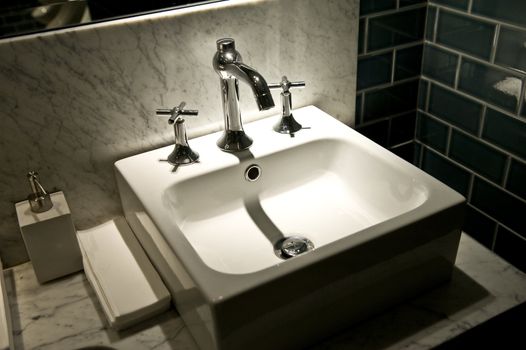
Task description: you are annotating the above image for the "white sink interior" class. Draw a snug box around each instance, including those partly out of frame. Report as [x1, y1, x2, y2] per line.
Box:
[167, 138, 428, 274]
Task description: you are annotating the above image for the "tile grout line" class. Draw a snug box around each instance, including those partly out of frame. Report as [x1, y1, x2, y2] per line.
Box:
[518, 77, 526, 116]
[358, 41, 423, 59]
[445, 125, 453, 156]
[478, 105, 487, 138]
[391, 48, 397, 83]
[425, 79, 431, 112]
[489, 24, 500, 64]
[501, 156, 512, 188]
[453, 55, 462, 90]
[424, 76, 526, 124]
[467, 204, 526, 245]
[363, 17, 369, 54]
[357, 76, 419, 94]
[490, 224, 498, 251]
[358, 109, 417, 128]
[467, 0, 473, 13]
[467, 173, 475, 202]
[359, 92, 365, 125]
[390, 139, 414, 149]
[432, 7, 439, 43]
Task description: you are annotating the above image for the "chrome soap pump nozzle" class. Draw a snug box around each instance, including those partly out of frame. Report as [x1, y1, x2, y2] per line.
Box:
[27, 171, 53, 213]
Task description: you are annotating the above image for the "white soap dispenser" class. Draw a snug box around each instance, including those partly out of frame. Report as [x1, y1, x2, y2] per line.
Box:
[15, 172, 83, 284]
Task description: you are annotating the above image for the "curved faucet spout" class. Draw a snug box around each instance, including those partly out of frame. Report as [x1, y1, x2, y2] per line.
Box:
[213, 38, 275, 152]
[224, 62, 275, 111]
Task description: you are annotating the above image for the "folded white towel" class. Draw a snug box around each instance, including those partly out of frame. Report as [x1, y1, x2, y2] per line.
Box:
[77, 217, 171, 330]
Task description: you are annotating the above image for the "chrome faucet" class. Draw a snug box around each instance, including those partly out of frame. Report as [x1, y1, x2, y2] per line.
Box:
[213, 38, 275, 152]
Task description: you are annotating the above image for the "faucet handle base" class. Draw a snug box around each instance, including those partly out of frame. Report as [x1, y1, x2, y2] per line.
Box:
[217, 130, 253, 152]
[273, 114, 303, 134]
[167, 144, 199, 166]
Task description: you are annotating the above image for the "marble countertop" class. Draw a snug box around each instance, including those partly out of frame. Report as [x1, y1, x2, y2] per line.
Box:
[4, 233, 526, 350]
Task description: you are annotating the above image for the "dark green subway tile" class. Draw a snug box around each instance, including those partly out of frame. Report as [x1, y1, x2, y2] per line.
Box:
[507, 159, 526, 201]
[422, 45, 458, 86]
[494, 226, 526, 272]
[463, 205, 497, 249]
[394, 45, 423, 81]
[356, 120, 389, 147]
[357, 52, 392, 90]
[522, 101, 526, 118]
[359, 18, 365, 54]
[422, 148, 471, 195]
[363, 80, 419, 122]
[495, 27, 526, 73]
[368, 7, 426, 51]
[400, 0, 426, 7]
[425, 6, 437, 41]
[482, 108, 526, 159]
[432, 0, 469, 10]
[416, 112, 448, 152]
[390, 142, 416, 163]
[418, 79, 428, 110]
[471, 177, 526, 235]
[459, 59, 522, 113]
[356, 93, 363, 123]
[472, 0, 526, 27]
[390, 111, 416, 146]
[436, 11, 495, 60]
[449, 130, 507, 183]
[360, 0, 396, 16]
[428, 84, 482, 134]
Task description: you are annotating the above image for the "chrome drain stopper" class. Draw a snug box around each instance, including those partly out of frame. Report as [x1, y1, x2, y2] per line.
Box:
[279, 236, 314, 258]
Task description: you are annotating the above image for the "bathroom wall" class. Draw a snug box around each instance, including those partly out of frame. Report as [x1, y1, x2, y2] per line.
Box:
[355, 0, 426, 163]
[0, 0, 359, 267]
[416, 0, 526, 271]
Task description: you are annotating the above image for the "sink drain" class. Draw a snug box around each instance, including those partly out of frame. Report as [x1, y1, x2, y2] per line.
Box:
[275, 236, 314, 259]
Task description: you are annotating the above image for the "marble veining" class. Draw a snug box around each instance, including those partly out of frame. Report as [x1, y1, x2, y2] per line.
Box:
[4, 234, 526, 349]
[0, 0, 359, 266]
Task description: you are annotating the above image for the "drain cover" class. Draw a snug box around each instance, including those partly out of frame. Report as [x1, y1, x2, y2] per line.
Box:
[277, 236, 314, 258]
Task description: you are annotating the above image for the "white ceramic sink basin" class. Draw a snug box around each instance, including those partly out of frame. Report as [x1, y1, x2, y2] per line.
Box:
[115, 106, 465, 350]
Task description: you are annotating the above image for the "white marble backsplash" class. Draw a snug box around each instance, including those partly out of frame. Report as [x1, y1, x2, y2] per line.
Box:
[0, 0, 359, 266]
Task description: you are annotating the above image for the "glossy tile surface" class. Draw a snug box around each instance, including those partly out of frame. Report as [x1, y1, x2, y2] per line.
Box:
[416, 112, 448, 152]
[471, 177, 526, 235]
[436, 11, 495, 59]
[363, 80, 419, 121]
[428, 84, 482, 134]
[356, 120, 389, 146]
[449, 130, 506, 183]
[472, 0, 526, 27]
[433, 0, 469, 10]
[494, 227, 526, 271]
[368, 7, 426, 51]
[482, 109, 526, 159]
[357, 52, 392, 90]
[506, 159, 526, 200]
[395, 45, 423, 81]
[463, 205, 497, 249]
[422, 45, 458, 86]
[495, 27, 526, 73]
[459, 59, 522, 112]
[360, 0, 396, 16]
[390, 111, 417, 145]
[422, 148, 471, 195]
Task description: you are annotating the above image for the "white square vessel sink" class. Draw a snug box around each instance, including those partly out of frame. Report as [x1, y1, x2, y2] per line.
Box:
[115, 106, 465, 350]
